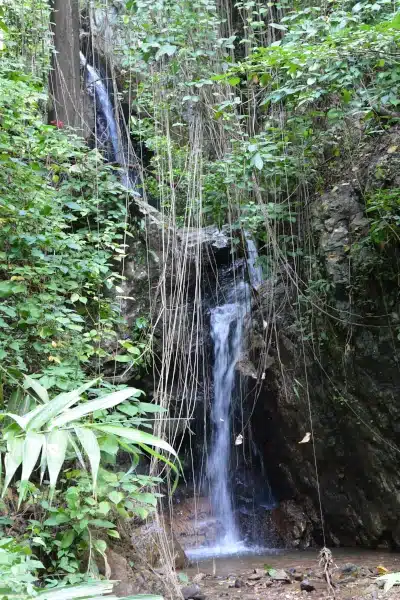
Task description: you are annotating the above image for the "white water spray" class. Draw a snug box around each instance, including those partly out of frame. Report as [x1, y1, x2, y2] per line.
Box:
[245, 233, 263, 289]
[206, 281, 250, 554]
[80, 52, 121, 163]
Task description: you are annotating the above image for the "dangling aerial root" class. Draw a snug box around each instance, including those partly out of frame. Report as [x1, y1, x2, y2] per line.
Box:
[319, 547, 336, 597]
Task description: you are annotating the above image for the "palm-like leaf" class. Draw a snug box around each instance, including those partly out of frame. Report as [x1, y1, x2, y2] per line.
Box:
[1, 377, 177, 496]
[376, 572, 400, 593]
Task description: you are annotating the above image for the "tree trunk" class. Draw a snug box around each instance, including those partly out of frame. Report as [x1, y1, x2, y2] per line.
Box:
[48, 0, 82, 132]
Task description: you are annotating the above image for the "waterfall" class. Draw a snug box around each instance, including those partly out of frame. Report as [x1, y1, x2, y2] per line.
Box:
[80, 53, 141, 196]
[245, 233, 263, 289]
[80, 52, 121, 163]
[200, 281, 249, 556]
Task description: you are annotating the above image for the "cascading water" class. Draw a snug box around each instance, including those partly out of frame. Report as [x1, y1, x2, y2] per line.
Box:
[187, 236, 268, 560]
[245, 233, 263, 289]
[207, 281, 250, 553]
[80, 53, 141, 195]
[80, 52, 121, 163]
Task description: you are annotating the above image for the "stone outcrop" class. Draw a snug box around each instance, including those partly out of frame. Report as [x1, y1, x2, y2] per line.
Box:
[244, 130, 400, 549]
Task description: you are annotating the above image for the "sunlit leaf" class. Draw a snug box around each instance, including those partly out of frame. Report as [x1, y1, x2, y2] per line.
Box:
[47, 429, 68, 493]
[90, 424, 177, 456]
[24, 375, 49, 404]
[75, 427, 100, 492]
[2, 437, 23, 496]
[19, 432, 45, 506]
[51, 387, 140, 428]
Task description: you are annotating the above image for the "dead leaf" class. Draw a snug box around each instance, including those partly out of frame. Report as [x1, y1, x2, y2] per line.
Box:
[387, 146, 398, 154]
[377, 565, 389, 575]
[298, 432, 311, 444]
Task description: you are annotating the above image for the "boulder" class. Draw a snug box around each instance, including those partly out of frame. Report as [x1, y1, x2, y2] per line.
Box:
[181, 584, 205, 600]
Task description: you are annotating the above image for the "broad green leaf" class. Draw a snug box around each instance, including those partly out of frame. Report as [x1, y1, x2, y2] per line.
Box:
[269, 22, 287, 30]
[19, 432, 45, 506]
[228, 76, 241, 86]
[90, 424, 177, 456]
[68, 433, 86, 470]
[88, 519, 116, 528]
[44, 513, 70, 526]
[107, 529, 120, 539]
[5, 404, 43, 430]
[98, 501, 111, 515]
[2, 437, 23, 496]
[27, 379, 98, 431]
[108, 491, 124, 505]
[51, 387, 141, 428]
[60, 529, 75, 549]
[94, 539, 107, 555]
[251, 153, 263, 170]
[74, 427, 100, 492]
[24, 375, 49, 404]
[47, 429, 69, 492]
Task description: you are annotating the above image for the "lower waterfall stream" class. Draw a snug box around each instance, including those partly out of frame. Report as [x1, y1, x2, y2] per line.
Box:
[206, 281, 250, 555]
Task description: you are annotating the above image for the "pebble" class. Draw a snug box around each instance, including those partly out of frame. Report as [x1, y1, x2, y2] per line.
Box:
[247, 573, 263, 581]
[193, 573, 207, 584]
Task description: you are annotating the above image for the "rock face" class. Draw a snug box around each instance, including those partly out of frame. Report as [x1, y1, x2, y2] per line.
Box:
[245, 131, 400, 548]
[131, 520, 189, 569]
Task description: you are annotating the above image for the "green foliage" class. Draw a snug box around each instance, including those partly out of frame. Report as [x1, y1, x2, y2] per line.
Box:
[26, 468, 162, 581]
[1, 376, 176, 504]
[0, 537, 44, 598]
[366, 188, 400, 244]
[0, 58, 152, 392]
[0, 547, 163, 600]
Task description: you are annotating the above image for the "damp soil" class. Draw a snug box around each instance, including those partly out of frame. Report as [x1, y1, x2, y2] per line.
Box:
[178, 549, 400, 600]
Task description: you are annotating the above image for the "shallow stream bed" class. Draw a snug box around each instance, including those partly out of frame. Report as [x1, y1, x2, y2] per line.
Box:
[179, 549, 400, 600]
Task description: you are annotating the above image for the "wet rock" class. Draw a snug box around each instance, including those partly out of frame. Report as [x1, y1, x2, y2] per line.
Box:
[300, 579, 316, 592]
[288, 567, 304, 581]
[340, 563, 359, 576]
[167, 497, 217, 550]
[269, 568, 291, 583]
[270, 500, 317, 548]
[181, 583, 205, 600]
